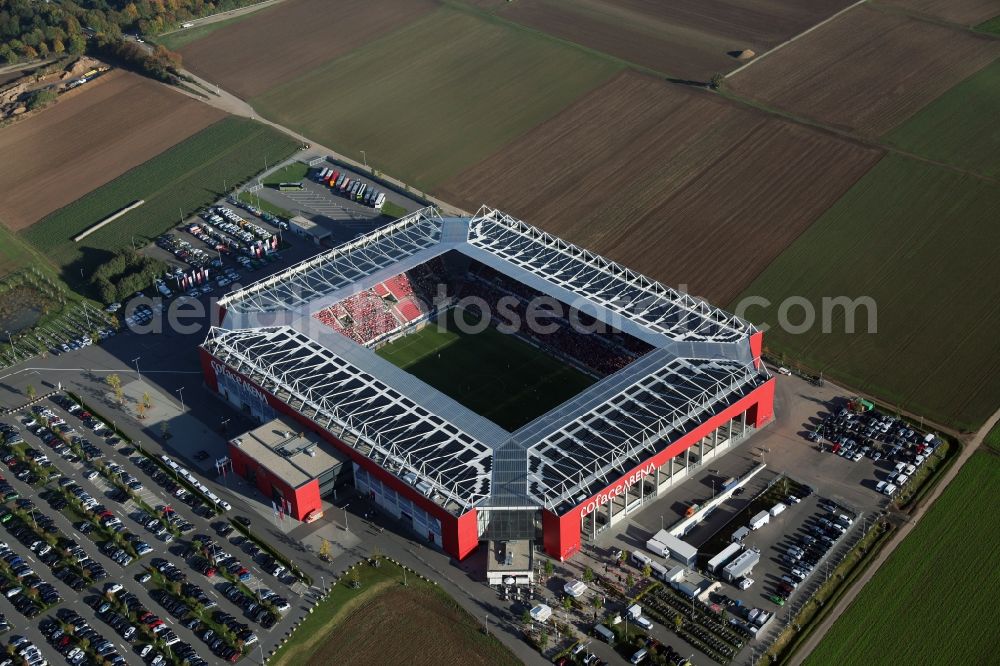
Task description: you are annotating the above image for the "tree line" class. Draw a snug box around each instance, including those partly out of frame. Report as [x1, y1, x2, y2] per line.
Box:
[90, 249, 167, 304]
[0, 0, 265, 71]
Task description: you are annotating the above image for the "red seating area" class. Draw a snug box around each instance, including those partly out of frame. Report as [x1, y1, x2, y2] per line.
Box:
[312, 257, 650, 368]
[395, 298, 424, 323]
[314, 263, 445, 345]
[383, 274, 415, 301]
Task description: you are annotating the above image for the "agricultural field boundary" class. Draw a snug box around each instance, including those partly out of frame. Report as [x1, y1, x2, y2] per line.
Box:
[23, 116, 298, 279]
[725, 0, 868, 79]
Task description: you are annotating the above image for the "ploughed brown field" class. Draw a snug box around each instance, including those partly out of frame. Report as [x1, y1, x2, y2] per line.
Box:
[176, 0, 436, 99]
[878, 0, 1000, 25]
[498, 0, 856, 81]
[0, 70, 224, 231]
[727, 5, 1000, 136]
[305, 585, 519, 666]
[439, 72, 882, 305]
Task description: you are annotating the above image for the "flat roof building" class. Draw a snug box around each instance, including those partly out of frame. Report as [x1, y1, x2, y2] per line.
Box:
[707, 543, 742, 573]
[228, 416, 349, 522]
[289, 215, 332, 246]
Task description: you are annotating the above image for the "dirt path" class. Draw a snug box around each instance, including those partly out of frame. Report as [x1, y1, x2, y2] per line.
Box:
[790, 402, 1000, 665]
[174, 67, 471, 217]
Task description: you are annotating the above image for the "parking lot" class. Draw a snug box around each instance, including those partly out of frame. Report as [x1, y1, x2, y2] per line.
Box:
[507, 373, 945, 664]
[0, 392, 315, 665]
[252, 158, 425, 243]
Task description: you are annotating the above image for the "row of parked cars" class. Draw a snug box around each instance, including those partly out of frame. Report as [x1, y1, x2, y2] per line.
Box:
[7, 634, 46, 666]
[771, 506, 854, 605]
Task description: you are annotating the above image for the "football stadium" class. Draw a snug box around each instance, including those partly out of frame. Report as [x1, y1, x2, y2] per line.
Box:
[200, 207, 775, 567]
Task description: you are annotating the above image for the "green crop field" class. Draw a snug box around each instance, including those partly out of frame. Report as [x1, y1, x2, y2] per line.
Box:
[0, 224, 50, 279]
[885, 59, 1000, 178]
[977, 15, 1000, 35]
[157, 12, 258, 50]
[805, 451, 1000, 666]
[735, 155, 1000, 431]
[253, 7, 621, 192]
[23, 117, 298, 280]
[377, 310, 595, 430]
[985, 422, 1000, 453]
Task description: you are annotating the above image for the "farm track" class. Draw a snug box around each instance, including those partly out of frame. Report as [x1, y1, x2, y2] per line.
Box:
[175, 0, 438, 99]
[490, 0, 859, 83]
[726, 4, 1000, 137]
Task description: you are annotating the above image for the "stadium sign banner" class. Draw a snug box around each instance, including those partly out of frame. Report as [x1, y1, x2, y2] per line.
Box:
[211, 359, 268, 406]
[580, 462, 656, 518]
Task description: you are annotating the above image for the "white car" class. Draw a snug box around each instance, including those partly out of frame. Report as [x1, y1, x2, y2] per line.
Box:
[883, 483, 898, 496]
[876, 480, 887, 493]
[738, 577, 753, 590]
[777, 367, 791, 375]
[904, 464, 917, 476]
[895, 473, 909, 485]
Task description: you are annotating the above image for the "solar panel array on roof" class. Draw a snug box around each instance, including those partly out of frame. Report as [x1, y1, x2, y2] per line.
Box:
[467, 208, 753, 343]
[222, 209, 444, 314]
[209, 206, 768, 515]
[203, 325, 492, 511]
[526, 357, 764, 510]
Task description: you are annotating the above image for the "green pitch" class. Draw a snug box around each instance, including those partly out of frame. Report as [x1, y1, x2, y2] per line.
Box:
[376, 311, 596, 431]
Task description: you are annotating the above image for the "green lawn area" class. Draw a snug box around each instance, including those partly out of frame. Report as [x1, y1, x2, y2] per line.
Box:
[252, 6, 621, 192]
[262, 161, 310, 185]
[236, 191, 293, 219]
[985, 422, 1000, 453]
[377, 310, 596, 430]
[976, 15, 1000, 35]
[0, 224, 50, 278]
[270, 559, 519, 666]
[23, 117, 298, 281]
[734, 155, 1000, 431]
[885, 58, 1000, 178]
[805, 451, 1000, 666]
[156, 12, 259, 50]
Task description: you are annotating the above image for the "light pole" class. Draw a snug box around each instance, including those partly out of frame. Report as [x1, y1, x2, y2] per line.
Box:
[175, 386, 185, 412]
[360, 150, 367, 167]
[132, 356, 141, 383]
[343, 502, 350, 532]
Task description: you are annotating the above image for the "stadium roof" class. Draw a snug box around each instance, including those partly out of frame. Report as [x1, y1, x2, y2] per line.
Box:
[209, 206, 769, 515]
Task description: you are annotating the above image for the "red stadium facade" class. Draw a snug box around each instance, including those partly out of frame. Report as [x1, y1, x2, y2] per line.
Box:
[200, 345, 773, 562]
[201, 348, 481, 559]
[203, 207, 777, 565]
